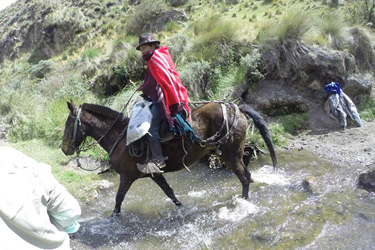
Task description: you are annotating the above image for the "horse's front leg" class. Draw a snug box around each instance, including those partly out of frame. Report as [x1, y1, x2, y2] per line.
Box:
[112, 174, 137, 216]
[151, 175, 183, 208]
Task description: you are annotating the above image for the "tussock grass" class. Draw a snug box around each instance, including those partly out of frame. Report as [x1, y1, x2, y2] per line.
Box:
[208, 66, 244, 101]
[192, 15, 239, 64]
[257, 6, 312, 42]
[316, 11, 346, 50]
[347, 27, 375, 71]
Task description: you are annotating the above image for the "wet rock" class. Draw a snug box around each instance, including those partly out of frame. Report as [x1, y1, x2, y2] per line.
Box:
[98, 180, 114, 190]
[302, 176, 318, 194]
[358, 169, 375, 193]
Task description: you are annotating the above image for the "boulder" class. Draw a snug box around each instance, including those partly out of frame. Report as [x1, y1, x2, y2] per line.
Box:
[358, 169, 375, 193]
[302, 176, 319, 194]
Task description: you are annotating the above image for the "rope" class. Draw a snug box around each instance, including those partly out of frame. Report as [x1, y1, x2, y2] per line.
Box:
[181, 136, 191, 173]
[129, 138, 146, 157]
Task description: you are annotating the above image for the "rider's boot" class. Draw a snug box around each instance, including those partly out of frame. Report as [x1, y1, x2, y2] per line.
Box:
[137, 140, 167, 174]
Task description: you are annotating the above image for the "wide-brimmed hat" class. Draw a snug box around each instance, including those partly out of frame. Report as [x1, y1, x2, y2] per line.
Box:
[136, 33, 160, 50]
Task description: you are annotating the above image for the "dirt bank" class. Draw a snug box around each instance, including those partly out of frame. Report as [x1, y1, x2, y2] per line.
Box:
[285, 121, 375, 170]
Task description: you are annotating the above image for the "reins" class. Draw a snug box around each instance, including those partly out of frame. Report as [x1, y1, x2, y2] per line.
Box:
[71, 86, 141, 171]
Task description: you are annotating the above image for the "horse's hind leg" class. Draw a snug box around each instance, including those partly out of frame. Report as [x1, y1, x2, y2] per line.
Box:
[151, 175, 183, 208]
[228, 160, 251, 199]
[112, 174, 137, 216]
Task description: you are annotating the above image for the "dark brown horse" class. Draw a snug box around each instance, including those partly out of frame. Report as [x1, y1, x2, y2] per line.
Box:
[62, 101, 277, 215]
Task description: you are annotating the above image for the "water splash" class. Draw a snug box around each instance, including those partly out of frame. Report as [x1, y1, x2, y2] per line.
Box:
[252, 165, 290, 186]
[215, 197, 259, 222]
[187, 190, 207, 198]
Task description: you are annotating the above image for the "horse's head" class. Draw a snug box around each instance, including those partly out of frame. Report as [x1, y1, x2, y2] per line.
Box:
[62, 101, 87, 155]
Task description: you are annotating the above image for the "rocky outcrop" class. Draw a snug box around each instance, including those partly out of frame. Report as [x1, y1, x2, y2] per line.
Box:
[0, 0, 119, 64]
[241, 39, 374, 130]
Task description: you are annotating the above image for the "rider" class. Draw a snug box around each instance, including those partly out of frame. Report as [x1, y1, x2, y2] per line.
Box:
[136, 33, 190, 174]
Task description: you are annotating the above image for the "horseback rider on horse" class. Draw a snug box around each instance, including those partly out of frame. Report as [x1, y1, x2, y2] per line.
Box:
[136, 33, 190, 174]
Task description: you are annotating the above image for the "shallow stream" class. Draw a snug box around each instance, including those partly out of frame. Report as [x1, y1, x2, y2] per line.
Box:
[71, 150, 375, 250]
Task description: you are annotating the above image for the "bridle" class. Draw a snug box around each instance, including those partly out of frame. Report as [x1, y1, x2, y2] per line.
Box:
[68, 85, 141, 171]
[70, 106, 84, 154]
[69, 105, 104, 171]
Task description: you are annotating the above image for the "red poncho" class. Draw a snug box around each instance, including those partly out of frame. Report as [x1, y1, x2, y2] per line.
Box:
[147, 46, 190, 117]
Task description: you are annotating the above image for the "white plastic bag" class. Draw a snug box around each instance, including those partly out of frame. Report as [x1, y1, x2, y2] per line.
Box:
[126, 100, 152, 145]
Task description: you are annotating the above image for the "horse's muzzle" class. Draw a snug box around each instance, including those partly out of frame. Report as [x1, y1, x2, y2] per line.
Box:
[61, 142, 75, 155]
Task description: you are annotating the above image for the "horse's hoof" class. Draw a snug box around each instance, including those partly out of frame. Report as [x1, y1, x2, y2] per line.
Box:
[176, 203, 183, 209]
[111, 209, 121, 217]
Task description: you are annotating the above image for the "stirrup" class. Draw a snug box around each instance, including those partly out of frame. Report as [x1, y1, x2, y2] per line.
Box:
[137, 161, 164, 174]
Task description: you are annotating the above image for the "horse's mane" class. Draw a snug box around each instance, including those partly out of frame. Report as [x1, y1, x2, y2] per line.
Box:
[82, 103, 123, 120]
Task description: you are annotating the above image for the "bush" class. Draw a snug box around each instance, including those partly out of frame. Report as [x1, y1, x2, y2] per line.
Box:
[165, 0, 189, 7]
[126, 0, 166, 35]
[166, 33, 191, 62]
[56, 75, 91, 99]
[165, 21, 180, 33]
[122, 49, 144, 81]
[29, 60, 53, 78]
[179, 60, 212, 99]
[241, 52, 264, 84]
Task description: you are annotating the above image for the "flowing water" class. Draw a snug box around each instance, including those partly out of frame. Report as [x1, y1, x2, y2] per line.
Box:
[71, 150, 375, 250]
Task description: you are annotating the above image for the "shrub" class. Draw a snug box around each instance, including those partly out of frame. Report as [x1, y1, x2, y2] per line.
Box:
[166, 33, 191, 62]
[55, 75, 92, 100]
[126, 0, 166, 35]
[241, 52, 264, 84]
[122, 49, 144, 81]
[165, 21, 180, 33]
[179, 60, 213, 99]
[29, 60, 53, 78]
[165, 0, 189, 7]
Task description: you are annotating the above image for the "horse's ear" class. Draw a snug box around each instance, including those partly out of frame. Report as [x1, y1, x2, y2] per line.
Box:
[67, 101, 75, 114]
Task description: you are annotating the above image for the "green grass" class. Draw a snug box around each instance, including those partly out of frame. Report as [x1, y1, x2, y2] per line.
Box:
[81, 48, 102, 61]
[359, 97, 375, 121]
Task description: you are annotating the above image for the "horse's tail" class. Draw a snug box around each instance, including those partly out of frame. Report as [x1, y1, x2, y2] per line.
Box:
[239, 104, 278, 168]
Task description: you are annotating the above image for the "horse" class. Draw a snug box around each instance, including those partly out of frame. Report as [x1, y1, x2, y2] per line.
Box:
[62, 101, 277, 215]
